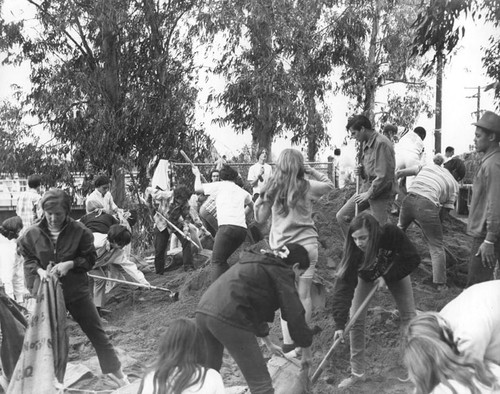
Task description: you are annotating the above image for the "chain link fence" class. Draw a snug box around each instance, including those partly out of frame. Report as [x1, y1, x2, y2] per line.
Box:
[169, 161, 338, 192]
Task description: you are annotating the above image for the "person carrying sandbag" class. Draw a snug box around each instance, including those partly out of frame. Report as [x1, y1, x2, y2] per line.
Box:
[18, 189, 129, 389]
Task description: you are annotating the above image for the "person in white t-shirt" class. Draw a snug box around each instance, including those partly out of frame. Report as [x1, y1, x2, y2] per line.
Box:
[193, 165, 253, 282]
[86, 175, 119, 215]
[247, 148, 273, 201]
[140, 318, 225, 394]
[404, 309, 500, 394]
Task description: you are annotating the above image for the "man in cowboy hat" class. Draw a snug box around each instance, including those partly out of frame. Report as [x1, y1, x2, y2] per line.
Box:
[467, 110, 500, 286]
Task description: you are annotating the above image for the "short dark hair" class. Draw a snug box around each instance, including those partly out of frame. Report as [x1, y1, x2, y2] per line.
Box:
[219, 165, 238, 182]
[383, 124, 398, 135]
[27, 174, 42, 189]
[94, 175, 110, 188]
[173, 184, 191, 203]
[210, 169, 220, 179]
[413, 127, 427, 141]
[256, 148, 268, 160]
[445, 146, 454, 154]
[0, 216, 23, 240]
[443, 157, 466, 182]
[107, 224, 132, 247]
[281, 243, 310, 270]
[346, 115, 372, 132]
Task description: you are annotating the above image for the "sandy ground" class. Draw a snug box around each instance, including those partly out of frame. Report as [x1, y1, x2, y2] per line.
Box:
[65, 186, 471, 393]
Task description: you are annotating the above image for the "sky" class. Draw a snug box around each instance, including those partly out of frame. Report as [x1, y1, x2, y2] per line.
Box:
[0, 2, 498, 163]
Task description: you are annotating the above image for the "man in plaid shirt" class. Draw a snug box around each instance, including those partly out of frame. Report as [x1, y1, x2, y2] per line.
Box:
[16, 174, 42, 232]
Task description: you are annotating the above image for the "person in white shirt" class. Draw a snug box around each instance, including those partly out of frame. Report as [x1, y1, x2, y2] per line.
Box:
[86, 175, 119, 215]
[140, 318, 225, 394]
[193, 165, 253, 282]
[403, 305, 500, 394]
[247, 148, 273, 201]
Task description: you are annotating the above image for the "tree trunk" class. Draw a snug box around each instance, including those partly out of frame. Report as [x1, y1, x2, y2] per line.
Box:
[250, 0, 275, 159]
[363, 0, 380, 122]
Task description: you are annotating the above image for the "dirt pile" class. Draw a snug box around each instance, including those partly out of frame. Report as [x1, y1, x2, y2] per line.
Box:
[68, 186, 470, 393]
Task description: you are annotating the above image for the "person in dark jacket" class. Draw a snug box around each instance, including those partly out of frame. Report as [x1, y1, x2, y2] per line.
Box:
[195, 243, 314, 394]
[331, 212, 420, 389]
[18, 189, 129, 387]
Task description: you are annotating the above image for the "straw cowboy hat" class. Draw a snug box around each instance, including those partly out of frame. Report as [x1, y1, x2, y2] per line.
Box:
[473, 110, 500, 134]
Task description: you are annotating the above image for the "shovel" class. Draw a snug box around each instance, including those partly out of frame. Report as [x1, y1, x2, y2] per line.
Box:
[311, 279, 381, 384]
[87, 274, 179, 301]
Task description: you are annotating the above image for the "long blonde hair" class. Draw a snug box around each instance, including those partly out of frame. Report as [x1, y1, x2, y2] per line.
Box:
[261, 149, 309, 216]
[403, 312, 500, 394]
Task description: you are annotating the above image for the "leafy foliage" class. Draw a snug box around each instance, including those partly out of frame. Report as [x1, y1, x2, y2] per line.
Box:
[336, 0, 431, 121]
[0, 99, 76, 187]
[197, 0, 341, 160]
[1, 0, 215, 189]
[412, 0, 500, 104]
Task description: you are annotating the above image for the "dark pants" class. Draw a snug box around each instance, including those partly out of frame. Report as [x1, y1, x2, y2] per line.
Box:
[211, 225, 247, 282]
[467, 237, 500, 287]
[66, 295, 121, 374]
[154, 227, 193, 274]
[196, 313, 273, 394]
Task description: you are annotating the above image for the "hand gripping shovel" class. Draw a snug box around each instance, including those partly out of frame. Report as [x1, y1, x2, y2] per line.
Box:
[87, 274, 179, 301]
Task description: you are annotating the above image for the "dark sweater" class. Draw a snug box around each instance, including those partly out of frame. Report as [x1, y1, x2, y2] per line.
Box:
[197, 247, 313, 348]
[332, 224, 420, 330]
[19, 217, 96, 303]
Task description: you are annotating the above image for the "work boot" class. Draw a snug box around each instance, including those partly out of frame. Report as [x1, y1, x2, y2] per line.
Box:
[338, 372, 366, 389]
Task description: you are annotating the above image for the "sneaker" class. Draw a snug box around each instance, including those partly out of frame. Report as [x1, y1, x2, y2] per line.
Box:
[338, 372, 366, 389]
[107, 372, 130, 387]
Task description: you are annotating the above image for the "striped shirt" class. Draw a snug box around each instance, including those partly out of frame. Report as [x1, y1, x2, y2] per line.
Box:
[408, 164, 458, 209]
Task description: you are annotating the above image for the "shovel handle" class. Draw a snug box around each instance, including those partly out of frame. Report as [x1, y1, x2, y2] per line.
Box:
[311, 282, 380, 383]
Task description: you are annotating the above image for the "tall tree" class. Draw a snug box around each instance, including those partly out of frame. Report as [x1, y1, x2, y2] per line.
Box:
[335, 0, 432, 125]
[198, 0, 338, 159]
[0, 0, 214, 188]
[412, 0, 500, 106]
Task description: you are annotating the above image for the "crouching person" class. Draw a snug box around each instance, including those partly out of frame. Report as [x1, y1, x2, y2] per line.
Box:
[92, 224, 150, 315]
[195, 243, 314, 394]
[19, 189, 129, 386]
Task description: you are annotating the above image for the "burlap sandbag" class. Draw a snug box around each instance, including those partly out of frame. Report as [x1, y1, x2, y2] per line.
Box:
[7, 276, 68, 394]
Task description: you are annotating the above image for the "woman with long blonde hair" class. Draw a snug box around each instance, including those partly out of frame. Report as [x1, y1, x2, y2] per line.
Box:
[254, 148, 334, 353]
[403, 312, 500, 394]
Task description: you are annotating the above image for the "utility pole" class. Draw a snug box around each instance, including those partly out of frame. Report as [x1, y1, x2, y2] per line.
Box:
[435, 52, 443, 154]
[465, 86, 482, 121]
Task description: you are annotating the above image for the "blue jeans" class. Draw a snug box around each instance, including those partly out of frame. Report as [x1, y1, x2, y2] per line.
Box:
[196, 313, 273, 394]
[211, 225, 247, 282]
[336, 193, 391, 237]
[349, 276, 415, 374]
[467, 237, 500, 287]
[399, 193, 446, 284]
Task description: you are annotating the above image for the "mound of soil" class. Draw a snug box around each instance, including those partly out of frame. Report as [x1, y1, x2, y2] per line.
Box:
[68, 186, 470, 393]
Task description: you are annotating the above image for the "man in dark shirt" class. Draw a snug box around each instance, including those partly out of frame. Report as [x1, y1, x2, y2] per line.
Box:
[336, 115, 396, 237]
